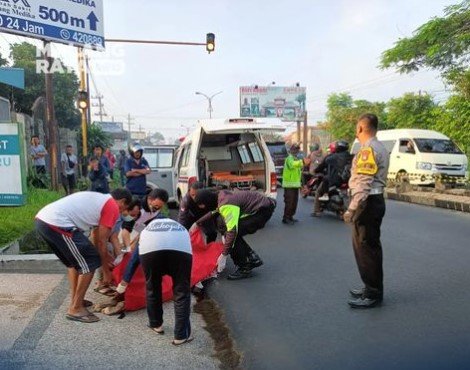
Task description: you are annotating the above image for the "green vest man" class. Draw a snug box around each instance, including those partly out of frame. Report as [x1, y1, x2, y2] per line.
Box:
[282, 143, 311, 224]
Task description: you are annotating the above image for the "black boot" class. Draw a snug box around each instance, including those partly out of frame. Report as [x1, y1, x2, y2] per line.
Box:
[227, 266, 253, 280]
[248, 251, 264, 268]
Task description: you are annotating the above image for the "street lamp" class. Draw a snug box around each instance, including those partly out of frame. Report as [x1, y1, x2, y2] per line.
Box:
[195, 91, 223, 119]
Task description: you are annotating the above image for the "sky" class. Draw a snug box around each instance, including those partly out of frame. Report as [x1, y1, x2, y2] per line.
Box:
[0, 0, 455, 142]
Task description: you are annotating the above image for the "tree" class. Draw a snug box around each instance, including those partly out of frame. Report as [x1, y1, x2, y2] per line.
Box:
[380, 0, 470, 156]
[387, 92, 441, 129]
[380, 0, 470, 97]
[150, 131, 165, 144]
[325, 93, 388, 142]
[87, 124, 113, 153]
[8, 42, 80, 129]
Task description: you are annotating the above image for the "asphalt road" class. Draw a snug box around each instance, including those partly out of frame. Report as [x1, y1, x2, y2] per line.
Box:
[208, 191, 470, 370]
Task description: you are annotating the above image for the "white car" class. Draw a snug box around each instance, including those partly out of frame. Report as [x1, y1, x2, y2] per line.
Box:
[352, 129, 468, 185]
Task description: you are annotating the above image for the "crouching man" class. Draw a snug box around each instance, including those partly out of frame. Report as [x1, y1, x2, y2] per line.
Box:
[195, 190, 276, 280]
[35, 189, 132, 323]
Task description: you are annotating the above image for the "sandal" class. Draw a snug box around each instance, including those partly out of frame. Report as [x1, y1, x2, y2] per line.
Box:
[94, 285, 116, 296]
[101, 301, 125, 316]
[150, 326, 165, 335]
[83, 299, 93, 308]
[171, 337, 194, 346]
[65, 312, 100, 323]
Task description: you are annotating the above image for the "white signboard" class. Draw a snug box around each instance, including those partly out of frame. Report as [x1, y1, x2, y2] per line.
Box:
[0, 0, 105, 49]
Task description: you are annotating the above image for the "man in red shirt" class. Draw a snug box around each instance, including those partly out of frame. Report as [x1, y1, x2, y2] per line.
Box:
[35, 189, 132, 323]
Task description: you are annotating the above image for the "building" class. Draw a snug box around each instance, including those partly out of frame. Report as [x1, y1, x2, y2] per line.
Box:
[94, 121, 128, 150]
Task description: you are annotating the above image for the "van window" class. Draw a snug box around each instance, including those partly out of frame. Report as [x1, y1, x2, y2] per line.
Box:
[399, 139, 415, 154]
[237, 145, 251, 164]
[248, 142, 263, 162]
[182, 144, 192, 166]
[414, 139, 463, 154]
[145, 148, 174, 169]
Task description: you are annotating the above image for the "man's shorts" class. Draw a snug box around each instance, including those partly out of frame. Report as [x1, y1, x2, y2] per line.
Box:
[35, 219, 101, 274]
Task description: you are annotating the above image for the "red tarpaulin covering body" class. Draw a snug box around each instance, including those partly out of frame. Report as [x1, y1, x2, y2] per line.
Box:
[112, 228, 223, 311]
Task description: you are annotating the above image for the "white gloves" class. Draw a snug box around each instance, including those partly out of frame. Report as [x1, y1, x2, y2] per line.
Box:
[217, 254, 228, 273]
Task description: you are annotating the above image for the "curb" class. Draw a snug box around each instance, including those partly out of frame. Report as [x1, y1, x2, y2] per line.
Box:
[385, 190, 470, 213]
[0, 254, 64, 274]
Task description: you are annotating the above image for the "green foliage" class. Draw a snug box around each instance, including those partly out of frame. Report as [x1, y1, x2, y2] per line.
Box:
[87, 124, 113, 153]
[380, 1, 470, 77]
[387, 92, 440, 129]
[0, 187, 62, 246]
[6, 42, 81, 129]
[435, 94, 470, 155]
[326, 93, 388, 142]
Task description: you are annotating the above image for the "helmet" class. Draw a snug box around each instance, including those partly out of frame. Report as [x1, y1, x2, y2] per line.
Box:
[328, 142, 337, 154]
[310, 143, 320, 152]
[129, 142, 144, 158]
[290, 143, 301, 153]
[336, 140, 349, 153]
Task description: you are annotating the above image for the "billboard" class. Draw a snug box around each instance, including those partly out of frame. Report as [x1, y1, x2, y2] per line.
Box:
[0, 0, 105, 49]
[240, 86, 306, 121]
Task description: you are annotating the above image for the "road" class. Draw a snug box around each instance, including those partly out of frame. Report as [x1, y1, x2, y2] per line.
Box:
[208, 191, 470, 370]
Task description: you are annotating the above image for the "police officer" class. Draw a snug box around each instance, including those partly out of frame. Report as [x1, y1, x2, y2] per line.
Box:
[343, 113, 390, 309]
[195, 190, 275, 280]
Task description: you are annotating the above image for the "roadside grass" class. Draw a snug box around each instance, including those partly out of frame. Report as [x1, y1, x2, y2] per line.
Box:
[0, 188, 62, 247]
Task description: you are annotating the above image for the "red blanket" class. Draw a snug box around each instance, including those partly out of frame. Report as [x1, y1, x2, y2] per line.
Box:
[112, 228, 223, 311]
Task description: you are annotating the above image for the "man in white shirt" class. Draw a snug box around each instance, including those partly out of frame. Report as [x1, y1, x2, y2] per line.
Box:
[139, 190, 193, 345]
[35, 188, 132, 323]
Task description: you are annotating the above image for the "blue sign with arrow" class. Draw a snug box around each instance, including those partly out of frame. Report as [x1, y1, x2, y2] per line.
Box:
[0, 0, 105, 50]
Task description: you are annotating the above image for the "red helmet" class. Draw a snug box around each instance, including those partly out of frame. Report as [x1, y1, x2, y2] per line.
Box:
[328, 142, 337, 154]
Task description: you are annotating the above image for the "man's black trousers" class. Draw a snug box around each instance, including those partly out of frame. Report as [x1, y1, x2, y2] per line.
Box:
[352, 194, 386, 298]
[140, 250, 192, 340]
[230, 203, 275, 268]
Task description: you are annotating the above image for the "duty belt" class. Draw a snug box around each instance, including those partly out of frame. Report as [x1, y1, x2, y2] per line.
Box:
[369, 188, 384, 195]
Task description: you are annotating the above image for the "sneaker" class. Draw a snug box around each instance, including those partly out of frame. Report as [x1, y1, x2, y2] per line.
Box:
[227, 268, 253, 280]
[290, 218, 299, 223]
[282, 218, 294, 225]
[310, 212, 322, 217]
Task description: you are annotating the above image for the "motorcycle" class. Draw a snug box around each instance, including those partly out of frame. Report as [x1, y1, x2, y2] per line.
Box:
[302, 175, 350, 219]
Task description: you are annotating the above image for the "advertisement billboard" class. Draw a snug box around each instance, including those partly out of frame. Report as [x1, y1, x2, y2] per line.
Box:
[240, 86, 306, 121]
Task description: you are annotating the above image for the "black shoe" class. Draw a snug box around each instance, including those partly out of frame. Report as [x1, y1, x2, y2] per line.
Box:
[227, 268, 253, 280]
[282, 218, 294, 225]
[310, 212, 322, 218]
[248, 258, 264, 268]
[348, 297, 382, 309]
[290, 218, 299, 223]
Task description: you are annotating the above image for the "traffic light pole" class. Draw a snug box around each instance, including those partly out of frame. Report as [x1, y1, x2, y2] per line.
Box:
[106, 39, 205, 46]
[77, 47, 88, 176]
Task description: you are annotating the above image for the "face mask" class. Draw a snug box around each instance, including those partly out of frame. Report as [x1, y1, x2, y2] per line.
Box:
[122, 215, 134, 222]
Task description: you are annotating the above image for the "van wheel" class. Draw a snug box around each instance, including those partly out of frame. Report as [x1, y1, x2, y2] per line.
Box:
[396, 171, 408, 183]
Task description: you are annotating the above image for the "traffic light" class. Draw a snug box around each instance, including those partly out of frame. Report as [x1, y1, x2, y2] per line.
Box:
[77, 90, 88, 110]
[206, 33, 215, 53]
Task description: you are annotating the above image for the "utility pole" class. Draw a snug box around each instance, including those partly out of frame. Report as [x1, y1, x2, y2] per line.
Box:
[92, 94, 106, 122]
[127, 113, 135, 146]
[78, 47, 89, 177]
[296, 121, 301, 144]
[43, 41, 59, 191]
[303, 111, 308, 154]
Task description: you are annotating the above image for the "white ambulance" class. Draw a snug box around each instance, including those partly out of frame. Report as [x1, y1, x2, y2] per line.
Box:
[174, 118, 285, 203]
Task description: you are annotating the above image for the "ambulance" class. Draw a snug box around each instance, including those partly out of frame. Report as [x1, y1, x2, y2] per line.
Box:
[174, 118, 285, 203]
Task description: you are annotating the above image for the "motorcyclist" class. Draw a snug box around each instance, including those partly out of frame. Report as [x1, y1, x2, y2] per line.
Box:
[312, 140, 352, 217]
[124, 143, 151, 199]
